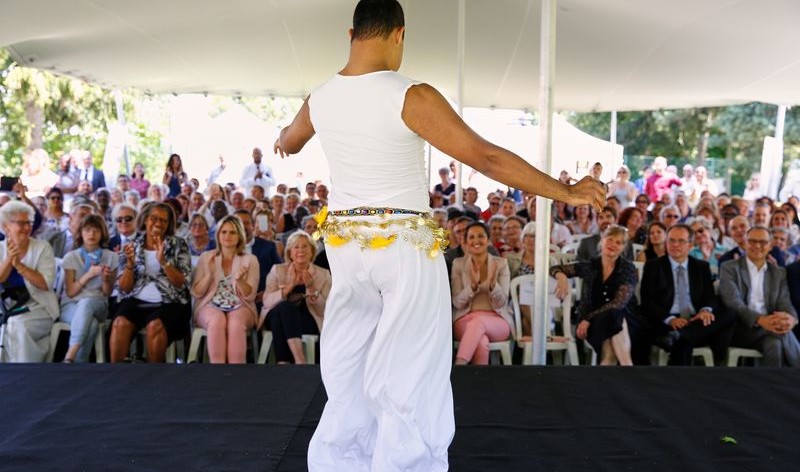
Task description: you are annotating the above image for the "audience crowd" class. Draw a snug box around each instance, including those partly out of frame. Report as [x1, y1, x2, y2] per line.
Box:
[3, 149, 800, 367]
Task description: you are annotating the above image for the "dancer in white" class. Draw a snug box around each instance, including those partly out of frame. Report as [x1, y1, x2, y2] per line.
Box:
[273, 1, 605, 470]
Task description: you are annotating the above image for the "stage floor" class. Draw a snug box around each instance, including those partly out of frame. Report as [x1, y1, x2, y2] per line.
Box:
[1, 365, 797, 471]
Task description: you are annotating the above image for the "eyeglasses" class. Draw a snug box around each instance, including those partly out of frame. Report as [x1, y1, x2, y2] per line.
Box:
[663, 214, 680, 219]
[115, 216, 134, 223]
[48, 196, 63, 201]
[747, 239, 770, 247]
[147, 215, 169, 225]
[636, 200, 648, 204]
[10, 220, 32, 227]
[694, 228, 706, 234]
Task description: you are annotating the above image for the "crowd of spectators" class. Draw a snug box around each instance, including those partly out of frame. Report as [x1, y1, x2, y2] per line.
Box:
[3, 150, 800, 367]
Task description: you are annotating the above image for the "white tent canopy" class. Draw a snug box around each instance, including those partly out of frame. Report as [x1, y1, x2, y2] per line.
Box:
[3, 0, 800, 111]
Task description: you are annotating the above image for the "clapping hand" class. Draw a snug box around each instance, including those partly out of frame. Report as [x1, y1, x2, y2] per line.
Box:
[236, 264, 249, 282]
[86, 264, 104, 279]
[153, 235, 166, 265]
[123, 242, 136, 266]
[102, 265, 115, 282]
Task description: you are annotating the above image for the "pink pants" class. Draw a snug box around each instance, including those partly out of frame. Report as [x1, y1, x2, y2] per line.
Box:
[454, 311, 511, 365]
[196, 306, 254, 364]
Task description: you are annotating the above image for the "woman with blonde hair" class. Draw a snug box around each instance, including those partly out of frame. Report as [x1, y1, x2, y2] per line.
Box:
[606, 165, 637, 208]
[261, 231, 331, 364]
[191, 215, 260, 363]
[551, 225, 637, 365]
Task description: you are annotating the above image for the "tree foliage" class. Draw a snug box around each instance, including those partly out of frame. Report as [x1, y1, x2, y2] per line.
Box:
[566, 104, 800, 195]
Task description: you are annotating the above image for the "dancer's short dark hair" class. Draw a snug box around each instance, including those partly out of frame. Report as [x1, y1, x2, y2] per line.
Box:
[352, 0, 405, 41]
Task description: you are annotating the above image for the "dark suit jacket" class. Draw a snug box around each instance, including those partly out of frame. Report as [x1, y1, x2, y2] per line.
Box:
[88, 166, 106, 192]
[719, 257, 797, 327]
[251, 237, 282, 294]
[641, 255, 717, 327]
[106, 232, 137, 252]
[718, 245, 786, 267]
[785, 260, 800, 316]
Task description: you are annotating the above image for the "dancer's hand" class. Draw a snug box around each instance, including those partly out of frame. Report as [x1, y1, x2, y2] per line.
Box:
[566, 176, 606, 212]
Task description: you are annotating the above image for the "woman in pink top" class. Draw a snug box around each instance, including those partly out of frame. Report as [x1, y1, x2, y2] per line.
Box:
[451, 222, 513, 365]
[191, 215, 259, 363]
[129, 162, 151, 199]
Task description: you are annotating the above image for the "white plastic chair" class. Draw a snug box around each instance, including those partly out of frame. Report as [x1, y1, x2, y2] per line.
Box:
[653, 345, 714, 366]
[726, 347, 763, 366]
[560, 242, 580, 255]
[46, 320, 107, 363]
[510, 274, 579, 365]
[187, 327, 259, 363]
[256, 331, 319, 364]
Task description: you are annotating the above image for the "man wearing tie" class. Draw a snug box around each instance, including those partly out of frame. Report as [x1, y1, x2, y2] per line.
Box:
[79, 151, 106, 192]
[240, 147, 276, 197]
[719, 226, 800, 367]
[641, 224, 734, 365]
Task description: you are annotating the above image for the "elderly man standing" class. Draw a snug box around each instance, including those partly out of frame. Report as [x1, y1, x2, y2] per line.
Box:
[719, 226, 800, 366]
[240, 147, 276, 197]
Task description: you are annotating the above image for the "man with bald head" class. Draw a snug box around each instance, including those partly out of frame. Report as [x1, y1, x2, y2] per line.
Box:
[240, 147, 276, 197]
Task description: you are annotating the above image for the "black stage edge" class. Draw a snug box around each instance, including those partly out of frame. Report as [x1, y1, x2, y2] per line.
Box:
[1, 365, 797, 471]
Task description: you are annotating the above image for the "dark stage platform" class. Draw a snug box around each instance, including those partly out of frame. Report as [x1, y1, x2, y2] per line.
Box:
[1, 365, 797, 471]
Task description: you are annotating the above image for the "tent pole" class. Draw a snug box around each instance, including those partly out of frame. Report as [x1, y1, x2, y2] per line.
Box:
[531, 0, 557, 365]
[455, 0, 466, 208]
[772, 104, 786, 199]
[610, 110, 617, 144]
[114, 89, 129, 176]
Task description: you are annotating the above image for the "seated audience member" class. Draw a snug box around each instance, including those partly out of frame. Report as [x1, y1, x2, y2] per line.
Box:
[451, 222, 512, 365]
[41, 187, 69, 236]
[550, 200, 574, 225]
[719, 227, 800, 367]
[164, 198, 188, 239]
[124, 190, 141, 208]
[187, 213, 215, 264]
[481, 193, 501, 222]
[751, 201, 772, 227]
[634, 194, 653, 222]
[499, 216, 525, 258]
[618, 207, 646, 245]
[636, 221, 667, 262]
[487, 214, 506, 252]
[567, 204, 598, 236]
[46, 203, 95, 259]
[234, 210, 282, 308]
[60, 214, 118, 363]
[687, 216, 728, 279]
[771, 227, 794, 265]
[718, 216, 785, 267]
[0, 201, 58, 362]
[660, 205, 682, 229]
[432, 209, 447, 230]
[770, 209, 799, 246]
[110, 202, 192, 363]
[261, 231, 331, 364]
[641, 224, 733, 365]
[577, 206, 633, 262]
[444, 216, 499, 276]
[463, 187, 481, 216]
[605, 196, 621, 215]
[499, 198, 517, 218]
[551, 226, 637, 366]
[108, 204, 138, 252]
[788, 259, 800, 338]
[191, 215, 260, 364]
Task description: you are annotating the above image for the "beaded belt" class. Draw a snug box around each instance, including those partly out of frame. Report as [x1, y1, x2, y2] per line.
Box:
[312, 206, 449, 258]
[328, 207, 425, 217]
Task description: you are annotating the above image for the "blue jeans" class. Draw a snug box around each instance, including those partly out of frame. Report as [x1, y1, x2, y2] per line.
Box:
[59, 298, 109, 362]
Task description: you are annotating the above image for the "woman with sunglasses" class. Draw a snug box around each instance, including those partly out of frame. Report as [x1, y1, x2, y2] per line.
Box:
[687, 216, 727, 279]
[607, 165, 637, 209]
[43, 188, 69, 234]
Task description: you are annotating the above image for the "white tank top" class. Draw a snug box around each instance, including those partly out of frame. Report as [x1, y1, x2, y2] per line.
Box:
[309, 71, 430, 212]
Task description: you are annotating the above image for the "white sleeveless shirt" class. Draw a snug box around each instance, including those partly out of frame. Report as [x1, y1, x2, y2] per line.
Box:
[308, 71, 430, 213]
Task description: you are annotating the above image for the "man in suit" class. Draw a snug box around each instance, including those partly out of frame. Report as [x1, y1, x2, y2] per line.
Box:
[784, 259, 800, 339]
[719, 226, 800, 367]
[576, 206, 634, 262]
[107, 203, 138, 252]
[718, 216, 785, 267]
[641, 224, 733, 365]
[78, 151, 106, 192]
[233, 210, 281, 310]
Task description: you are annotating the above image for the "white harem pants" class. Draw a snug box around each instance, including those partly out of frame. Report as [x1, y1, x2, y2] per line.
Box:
[308, 237, 455, 472]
